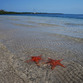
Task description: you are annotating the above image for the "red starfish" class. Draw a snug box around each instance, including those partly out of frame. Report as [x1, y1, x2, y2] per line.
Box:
[46, 58, 65, 70]
[26, 55, 43, 66]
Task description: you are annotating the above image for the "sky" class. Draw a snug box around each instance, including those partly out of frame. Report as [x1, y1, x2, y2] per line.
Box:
[0, 0, 83, 14]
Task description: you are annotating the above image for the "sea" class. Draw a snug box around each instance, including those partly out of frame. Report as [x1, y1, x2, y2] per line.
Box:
[26, 14, 83, 38]
[1, 14, 83, 38]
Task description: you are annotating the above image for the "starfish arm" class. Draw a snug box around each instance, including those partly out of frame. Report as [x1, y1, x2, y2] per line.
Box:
[35, 59, 39, 63]
[58, 63, 65, 68]
[42, 60, 49, 64]
[51, 66, 55, 70]
[35, 59, 40, 66]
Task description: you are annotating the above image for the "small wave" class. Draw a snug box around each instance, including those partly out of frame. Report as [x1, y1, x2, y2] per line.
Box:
[27, 21, 61, 27]
[13, 22, 61, 27]
[10, 19, 20, 21]
[65, 23, 83, 26]
[37, 23, 60, 27]
[13, 23, 35, 27]
[27, 21, 37, 24]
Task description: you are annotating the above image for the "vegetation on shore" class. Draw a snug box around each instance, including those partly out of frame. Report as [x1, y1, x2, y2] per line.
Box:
[0, 10, 63, 15]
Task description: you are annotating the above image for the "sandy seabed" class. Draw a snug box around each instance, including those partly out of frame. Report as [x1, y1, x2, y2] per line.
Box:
[0, 16, 83, 83]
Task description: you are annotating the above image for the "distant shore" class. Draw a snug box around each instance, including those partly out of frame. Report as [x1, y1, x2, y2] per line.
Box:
[0, 10, 63, 15]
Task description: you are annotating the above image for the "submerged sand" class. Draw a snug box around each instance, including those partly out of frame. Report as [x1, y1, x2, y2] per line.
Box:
[0, 16, 83, 83]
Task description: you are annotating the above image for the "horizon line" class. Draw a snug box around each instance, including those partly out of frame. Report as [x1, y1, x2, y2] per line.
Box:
[0, 9, 83, 14]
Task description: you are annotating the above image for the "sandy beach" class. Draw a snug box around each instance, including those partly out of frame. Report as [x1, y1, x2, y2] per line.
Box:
[0, 15, 83, 83]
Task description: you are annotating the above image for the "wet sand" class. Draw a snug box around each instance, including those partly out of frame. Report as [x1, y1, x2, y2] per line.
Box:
[0, 16, 83, 83]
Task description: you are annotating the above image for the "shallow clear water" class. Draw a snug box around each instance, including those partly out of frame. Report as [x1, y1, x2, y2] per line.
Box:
[0, 15, 83, 83]
[0, 15, 83, 38]
[0, 15, 83, 53]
